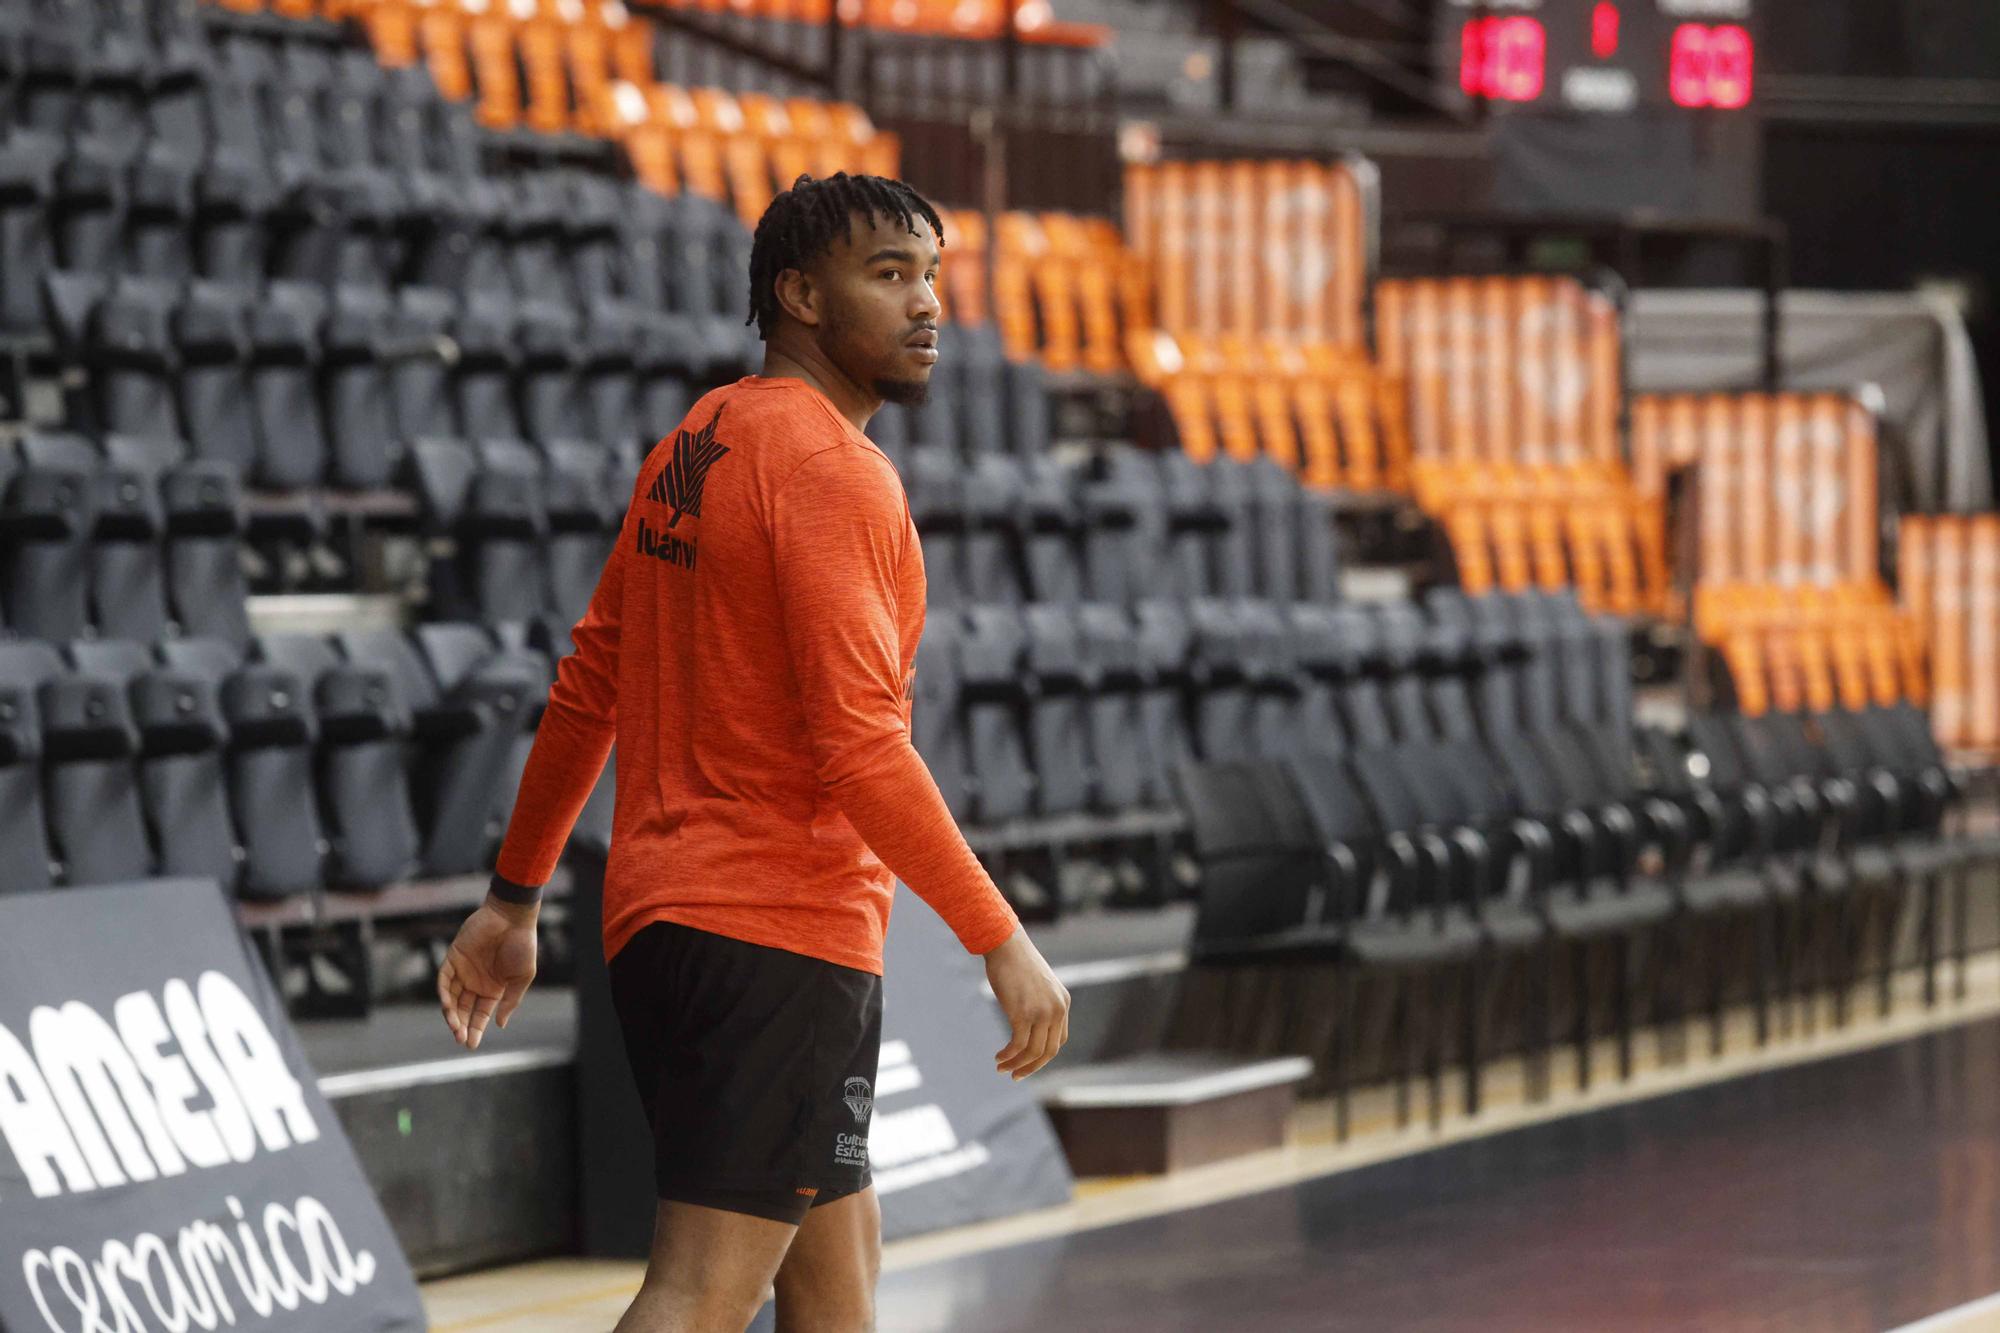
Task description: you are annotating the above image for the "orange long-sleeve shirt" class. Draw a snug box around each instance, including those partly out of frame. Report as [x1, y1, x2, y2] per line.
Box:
[493, 375, 1020, 974]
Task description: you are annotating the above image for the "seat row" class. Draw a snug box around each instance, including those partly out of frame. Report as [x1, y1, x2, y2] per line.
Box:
[34, 274, 718, 492]
[1176, 586, 1995, 1130]
[890, 447, 1344, 610]
[1901, 514, 2000, 753]
[0, 120, 758, 339]
[0, 621, 581, 898]
[1, 430, 248, 643]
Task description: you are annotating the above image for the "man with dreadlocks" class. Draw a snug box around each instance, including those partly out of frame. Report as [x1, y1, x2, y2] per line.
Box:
[434, 172, 1071, 1330]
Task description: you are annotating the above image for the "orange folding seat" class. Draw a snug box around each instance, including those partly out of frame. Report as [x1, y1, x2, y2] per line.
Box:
[610, 13, 658, 85]
[1323, 371, 1376, 491]
[1328, 160, 1366, 349]
[941, 209, 990, 327]
[1512, 278, 1553, 467]
[1290, 375, 1341, 490]
[1444, 505, 1497, 596]
[1565, 497, 1613, 613]
[1374, 372, 1413, 491]
[1971, 517, 2000, 750]
[991, 254, 1039, 362]
[1164, 378, 1219, 464]
[418, 5, 475, 102]
[1441, 276, 1481, 464]
[468, 10, 526, 131]
[1488, 497, 1535, 595]
[1210, 374, 1258, 463]
[724, 135, 776, 230]
[359, 0, 422, 65]
[1792, 590, 1842, 715]
[1373, 278, 1409, 379]
[678, 129, 730, 202]
[519, 15, 574, 135]
[563, 24, 621, 135]
[1405, 280, 1446, 461]
[1931, 518, 1970, 747]
[1584, 291, 1620, 466]
[1525, 471, 1571, 594]
[1631, 492, 1670, 617]
[1250, 376, 1300, 473]
[1827, 601, 1875, 713]
[1477, 276, 1514, 465]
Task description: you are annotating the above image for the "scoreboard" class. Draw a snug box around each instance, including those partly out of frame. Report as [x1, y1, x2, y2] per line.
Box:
[1442, 0, 1757, 114]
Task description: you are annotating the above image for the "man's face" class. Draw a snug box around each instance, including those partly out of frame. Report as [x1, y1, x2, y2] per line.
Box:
[809, 212, 943, 407]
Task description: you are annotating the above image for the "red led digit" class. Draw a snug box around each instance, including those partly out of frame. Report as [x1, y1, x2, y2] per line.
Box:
[1493, 17, 1546, 101]
[1669, 23, 1712, 108]
[1708, 24, 1754, 108]
[1592, 2, 1620, 59]
[1459, 16, 1545, 103]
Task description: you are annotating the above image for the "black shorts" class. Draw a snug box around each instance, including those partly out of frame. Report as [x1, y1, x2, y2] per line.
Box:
[609, 920, 882, 1226]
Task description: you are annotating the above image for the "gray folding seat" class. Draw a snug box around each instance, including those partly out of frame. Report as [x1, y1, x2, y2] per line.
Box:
[23, 432, 169, 641]
[16, 27, 85, 135]
[92, 277, 181, 441]
[247, 281, 329, 488]
[865, 402, 911, 456]
[911, 611, 972, 822]
[1157, 450, 1223, 599]
[958, 324, 1009, 457]
[1003, 357, 1050, 456]
[909, 329, 961, 454]
[261, 40, 332, 172]
[516, 300, 588, 448]
[1207, 457, 1257, 598]
[123, 141, 196, 280]
[159, 461, 251, 643]
[1241, 598, 1305, 761]
[1, 434, 94, 641]
[1286, 601, 1353, 753]
[1297, 486, 1343, 603]
[616, 188, 671, 308]
[501, 174, 571, 306]
[1372, 600, 1439, 744]
[51, 135, 127, 276]
[1020, 456, 1083, 604]
[1022, 604, 1090, 817]
[401, 171, 505, 294]
[1079, 448, 1148, 605]
[337, 625, 538, 877]
[663, 196, 750, 372]
[173, 280, 257, 475]
[1076, 604, 1148, 811]
[0, 131, 62, 335]
[324, 49, 390, 172]
[1132, 599, 1195, 806]
[565, 174, 625, 305]
[581, 303, 644, 451]
[453, 294, 522, 444]
[477, 631, 553, 836]
[1246, 457, 1301, 603]
[2, 642, 153, 888]
[905, 450, 965, 606]
[374, 63, 447, 181]
[458, 439, 552, 625]
[1187, 598, 1256, 762]
[539, 441, 618, 627]
[957, 606, 1035, 825]
[0, 667, 54, 895]
[256, 633, 421, 889]
[190, 148, 267, 286]
[634, 312, 697, 443]
[962, 453, 1026, 605]
[387, 285, 459, 443]
[321, 284, 404, 489]
[68, 638, 237, 890]
[158, 638, 324, 899]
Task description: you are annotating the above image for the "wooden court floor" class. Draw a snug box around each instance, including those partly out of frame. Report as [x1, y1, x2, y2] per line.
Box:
[424, 956, 2000, 1332]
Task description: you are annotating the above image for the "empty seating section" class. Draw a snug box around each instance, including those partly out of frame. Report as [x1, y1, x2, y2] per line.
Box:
[1111, 159, 1411, 494]
[1633, 392, 1923, 717]
[1379, 274, 1665, 615]
[1899, 515, 2000, 754]
[334, 0, 908, 229]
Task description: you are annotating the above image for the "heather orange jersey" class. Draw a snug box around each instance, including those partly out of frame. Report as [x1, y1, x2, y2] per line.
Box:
[493, 376, 1020, 974]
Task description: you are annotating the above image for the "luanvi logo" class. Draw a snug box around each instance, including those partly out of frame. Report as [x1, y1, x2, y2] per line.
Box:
[647, 403, 731, 528]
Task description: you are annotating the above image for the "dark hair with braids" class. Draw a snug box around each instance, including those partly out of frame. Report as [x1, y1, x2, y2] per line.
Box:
[745, 173, 946, 339]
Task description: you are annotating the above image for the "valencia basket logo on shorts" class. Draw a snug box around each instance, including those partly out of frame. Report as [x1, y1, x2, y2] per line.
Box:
[843, 1077, 873, 1123]
[647, 403, 730, 528]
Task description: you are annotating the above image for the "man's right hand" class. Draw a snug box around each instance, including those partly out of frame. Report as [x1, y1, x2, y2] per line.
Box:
[983, 927, 1070, 1080]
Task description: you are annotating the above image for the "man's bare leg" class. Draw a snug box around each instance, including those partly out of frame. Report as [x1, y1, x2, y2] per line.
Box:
[614, 1200, 799, 1333]
[773, 1188, 882, 1333]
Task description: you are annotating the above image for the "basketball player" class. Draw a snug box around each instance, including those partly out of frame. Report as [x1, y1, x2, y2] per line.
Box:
[436, 174, 1071, 1331]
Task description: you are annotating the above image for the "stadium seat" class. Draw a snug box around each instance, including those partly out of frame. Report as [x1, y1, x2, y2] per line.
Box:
[1, 433, 95, 641]
[958, 605, 1035, 825]
[257, 632, 422, 888]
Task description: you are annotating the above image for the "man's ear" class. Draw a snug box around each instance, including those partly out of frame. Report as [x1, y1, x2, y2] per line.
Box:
[774, 266, 820, 329]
